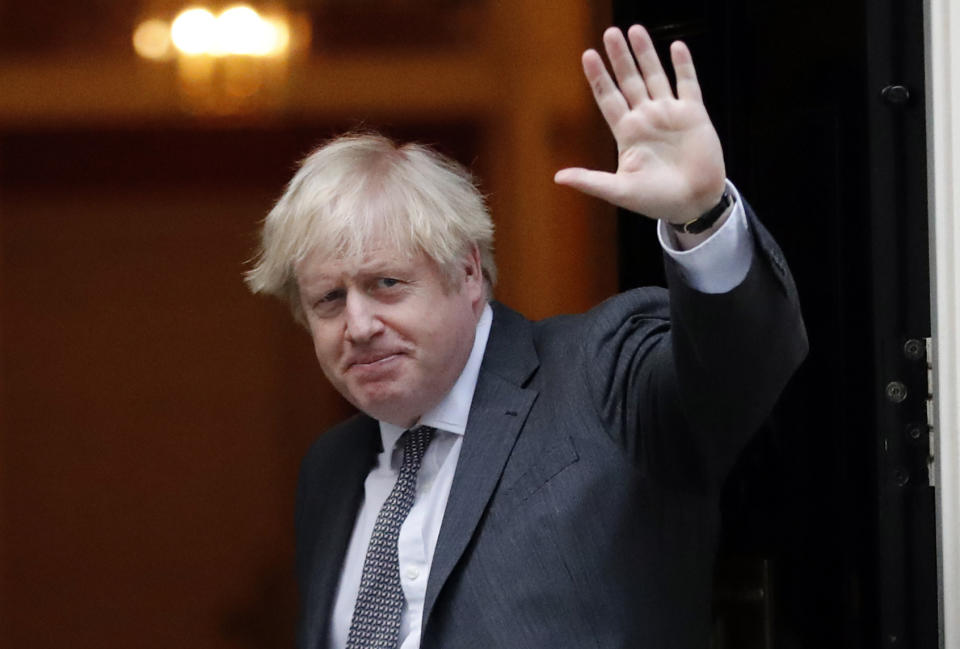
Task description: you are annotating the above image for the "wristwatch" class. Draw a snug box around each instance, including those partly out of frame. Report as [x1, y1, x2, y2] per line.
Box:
[670, 190, 734, 235]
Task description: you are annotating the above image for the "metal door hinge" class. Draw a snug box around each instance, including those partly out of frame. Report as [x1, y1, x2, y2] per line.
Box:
[890, 337, 935, 488]
[924, 337, 935, 486]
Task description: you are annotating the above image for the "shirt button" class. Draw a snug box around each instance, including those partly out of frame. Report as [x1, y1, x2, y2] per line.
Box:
[406, 567, 420, 580]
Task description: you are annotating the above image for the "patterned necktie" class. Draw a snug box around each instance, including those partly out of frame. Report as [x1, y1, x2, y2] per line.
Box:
[345, 425, 436, 649]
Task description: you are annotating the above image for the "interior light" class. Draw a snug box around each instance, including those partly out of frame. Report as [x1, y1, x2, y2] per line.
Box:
[268, 18, 290, 55]
[171, 8, 217, 56]
[142, 4, 292, 61]
[133, 19, 173, 60]
[216, 5, 277, 56]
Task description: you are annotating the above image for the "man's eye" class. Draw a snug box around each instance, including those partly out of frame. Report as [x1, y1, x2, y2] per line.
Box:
[377, 278, 400, 289]
[316, 289, 345, 305]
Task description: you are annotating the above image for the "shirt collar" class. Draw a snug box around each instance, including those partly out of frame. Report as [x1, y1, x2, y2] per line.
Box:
[379, 303, 493, 451]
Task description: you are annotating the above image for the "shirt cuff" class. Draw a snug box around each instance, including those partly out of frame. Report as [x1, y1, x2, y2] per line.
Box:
[656, 180, 754, 294]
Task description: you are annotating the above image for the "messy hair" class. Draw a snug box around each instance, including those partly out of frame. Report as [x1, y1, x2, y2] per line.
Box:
[245, 132, 496, 323]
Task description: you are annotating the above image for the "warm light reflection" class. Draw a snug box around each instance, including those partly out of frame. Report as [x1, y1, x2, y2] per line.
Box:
[132, 19, 173, 60]
[134, 3, 304, 114]
[154, 4, 290, 58]
[271, 19, 291, 53]
[170, 8, 217, 55]
[215, 6, 279, 56]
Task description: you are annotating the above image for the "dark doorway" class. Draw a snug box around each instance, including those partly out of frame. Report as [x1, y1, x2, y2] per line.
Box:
[612, 1, 937, 648]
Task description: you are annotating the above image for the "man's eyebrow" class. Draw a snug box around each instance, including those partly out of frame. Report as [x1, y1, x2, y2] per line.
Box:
[296, 272, 339, 292]
[356, 260, 409, 275]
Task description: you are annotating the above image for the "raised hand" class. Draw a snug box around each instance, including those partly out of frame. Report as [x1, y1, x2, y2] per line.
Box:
[554, 25, 726, 226]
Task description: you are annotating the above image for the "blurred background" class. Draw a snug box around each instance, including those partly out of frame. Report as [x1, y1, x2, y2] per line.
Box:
[0, 1, 939, 648]
[0, 2, 616, 647]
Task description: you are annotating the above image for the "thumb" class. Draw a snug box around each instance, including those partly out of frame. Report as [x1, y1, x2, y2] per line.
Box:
[554, 168, 623, 204]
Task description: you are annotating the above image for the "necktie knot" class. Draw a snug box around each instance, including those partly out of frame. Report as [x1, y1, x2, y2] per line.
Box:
[400, 425, 435, 470]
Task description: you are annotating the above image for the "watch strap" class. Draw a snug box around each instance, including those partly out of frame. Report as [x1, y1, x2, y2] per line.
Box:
[670, 190, 733, 235]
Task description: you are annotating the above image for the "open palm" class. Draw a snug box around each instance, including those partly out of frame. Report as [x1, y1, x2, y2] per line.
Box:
[555, 25, 726, 225]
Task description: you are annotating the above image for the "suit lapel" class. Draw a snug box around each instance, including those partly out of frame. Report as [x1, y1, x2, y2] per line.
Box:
[422, 303, 539, 628]
[300, 417, 380, 649]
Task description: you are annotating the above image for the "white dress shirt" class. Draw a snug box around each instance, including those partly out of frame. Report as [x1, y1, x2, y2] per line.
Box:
[329, 180, 753, 649]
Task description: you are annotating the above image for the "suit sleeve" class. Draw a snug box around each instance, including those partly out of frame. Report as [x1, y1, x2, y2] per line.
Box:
[582, 200, 808, 492]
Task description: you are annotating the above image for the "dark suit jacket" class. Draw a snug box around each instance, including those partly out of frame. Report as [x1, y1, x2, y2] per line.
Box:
[295, 209, 808, 649]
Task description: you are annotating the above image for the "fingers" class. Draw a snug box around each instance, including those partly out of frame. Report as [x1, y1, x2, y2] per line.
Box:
[553, 167, 623, 204]
[581, 25, 704, 130]
[602, 27, 649, 107]
[627, 25, 673, 99]
[670, 41, 703, 102]
[582, 49, 629, 128]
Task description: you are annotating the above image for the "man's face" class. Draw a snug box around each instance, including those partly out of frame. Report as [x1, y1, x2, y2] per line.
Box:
[295, 240, 485, 428]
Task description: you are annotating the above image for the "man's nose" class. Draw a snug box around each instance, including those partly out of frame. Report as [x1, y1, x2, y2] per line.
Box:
[343, 291, 384, 342]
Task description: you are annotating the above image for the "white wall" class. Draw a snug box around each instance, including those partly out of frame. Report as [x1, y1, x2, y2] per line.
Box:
[925, 1, 960, 647]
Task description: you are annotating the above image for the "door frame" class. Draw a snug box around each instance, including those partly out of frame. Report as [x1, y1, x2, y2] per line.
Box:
[924, 1, 960, 647]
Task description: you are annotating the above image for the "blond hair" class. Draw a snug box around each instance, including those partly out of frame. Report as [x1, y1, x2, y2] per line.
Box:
[245, 132, 496, 323]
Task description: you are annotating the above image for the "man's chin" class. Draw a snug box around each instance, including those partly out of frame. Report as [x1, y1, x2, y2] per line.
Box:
[363, 406, 419, 429]
[349, 390, 420, 427]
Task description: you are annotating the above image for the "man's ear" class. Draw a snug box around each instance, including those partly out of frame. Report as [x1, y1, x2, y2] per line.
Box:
[461, 244, 485, 304]
[463, 244, 482, 279]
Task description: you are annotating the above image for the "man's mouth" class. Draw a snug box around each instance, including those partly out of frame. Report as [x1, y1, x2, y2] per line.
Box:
[347, 352, 401, 370]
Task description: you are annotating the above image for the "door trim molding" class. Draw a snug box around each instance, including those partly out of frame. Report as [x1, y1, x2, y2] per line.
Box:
[925, 1, 959, 646]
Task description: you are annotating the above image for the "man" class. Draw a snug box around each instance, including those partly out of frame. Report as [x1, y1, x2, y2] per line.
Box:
[246, 25, 807, 649]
